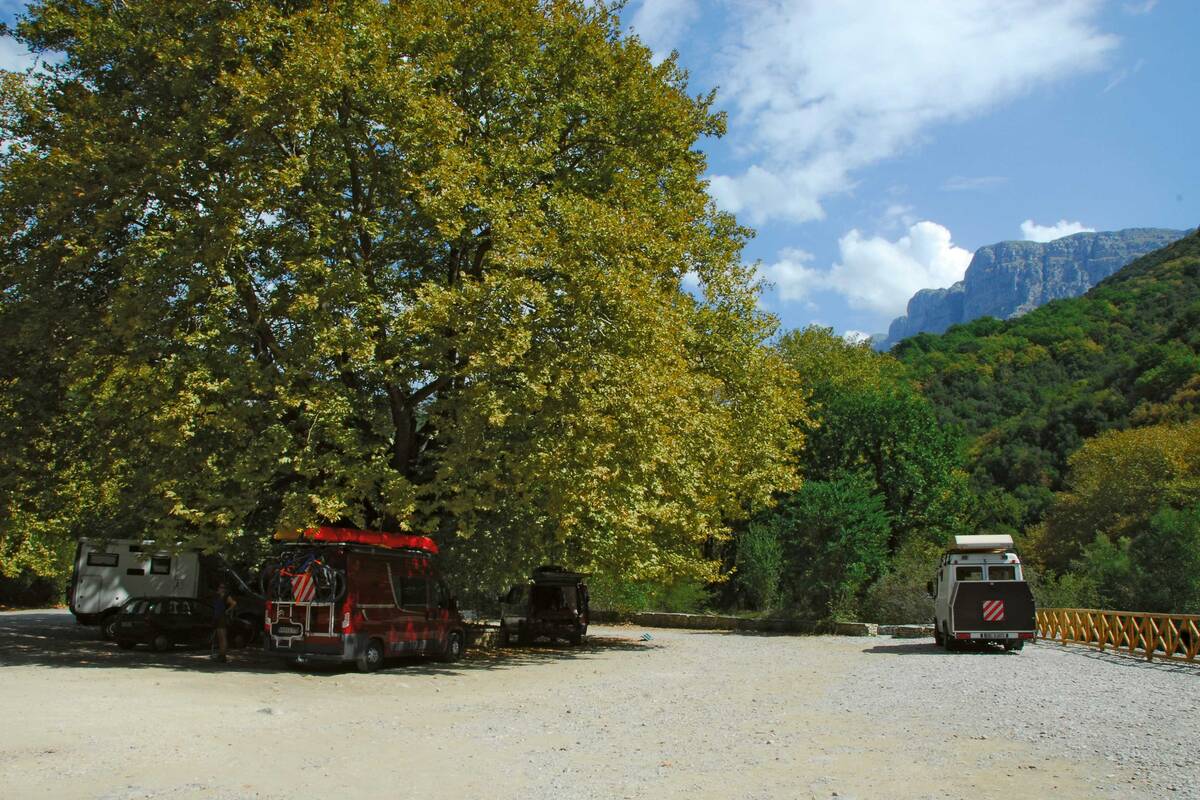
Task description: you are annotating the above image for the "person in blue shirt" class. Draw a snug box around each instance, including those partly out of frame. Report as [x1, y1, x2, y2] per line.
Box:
[211, 582, 236, 663]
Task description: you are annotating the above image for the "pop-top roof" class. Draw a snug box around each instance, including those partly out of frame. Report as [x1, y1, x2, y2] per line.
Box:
[951, 534, 1014, 552]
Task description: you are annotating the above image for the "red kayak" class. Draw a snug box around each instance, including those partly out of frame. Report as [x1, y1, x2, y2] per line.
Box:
[276, 526, 438, 554]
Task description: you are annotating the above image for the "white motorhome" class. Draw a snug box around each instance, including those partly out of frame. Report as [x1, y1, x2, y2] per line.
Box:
[69, 539, 209, 637]
[929, 534, 1037, 651]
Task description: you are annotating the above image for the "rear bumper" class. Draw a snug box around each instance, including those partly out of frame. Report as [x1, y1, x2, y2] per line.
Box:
[954, 631, 1036, 640]
[525, 620, 586, 637]
[266, 633, 363, 663]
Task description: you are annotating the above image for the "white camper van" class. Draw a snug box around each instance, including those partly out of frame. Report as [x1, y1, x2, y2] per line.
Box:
[69, 539, 209, 637]
[929, 534, 1037, 651]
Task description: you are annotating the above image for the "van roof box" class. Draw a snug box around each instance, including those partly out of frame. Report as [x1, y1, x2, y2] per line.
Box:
[274, 527, 439, 554]
[951, 534, 1014, 553]
[531, 565, 588, 584]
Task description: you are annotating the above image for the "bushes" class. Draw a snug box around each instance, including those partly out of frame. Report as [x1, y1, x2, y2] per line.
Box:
[860, 539, 941, 625]
[734, 522, 784, 611]
[588, 575, 712, 615]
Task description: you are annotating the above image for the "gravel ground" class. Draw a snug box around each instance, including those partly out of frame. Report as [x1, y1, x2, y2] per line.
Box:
[1, 610, 1196, 799]
[826, 636, 1200, 799]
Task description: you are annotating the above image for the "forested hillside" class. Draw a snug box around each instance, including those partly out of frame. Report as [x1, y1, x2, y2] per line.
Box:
[896, 231, 1200, 610]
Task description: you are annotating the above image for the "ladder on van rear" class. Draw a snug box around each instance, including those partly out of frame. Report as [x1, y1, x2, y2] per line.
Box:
[269, 601, 339, 647]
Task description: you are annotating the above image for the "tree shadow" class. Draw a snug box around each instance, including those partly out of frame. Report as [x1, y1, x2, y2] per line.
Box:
[0, 610, 652, 677]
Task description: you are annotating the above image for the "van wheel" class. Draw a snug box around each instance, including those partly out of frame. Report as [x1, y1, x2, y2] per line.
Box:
[357, 638, 385, 673]
[569, 629, 582, 646]
[1004, 640, 1025, 652]
[441, 630, 464, 662]
[942, 625, 957, 652]
[152, 634, 171, 652]
[933, 625, 944, 646]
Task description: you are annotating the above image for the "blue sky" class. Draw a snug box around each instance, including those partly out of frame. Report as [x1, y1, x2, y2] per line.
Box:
[626, 0, 1200, 338]
[3, 1, 1198, 338]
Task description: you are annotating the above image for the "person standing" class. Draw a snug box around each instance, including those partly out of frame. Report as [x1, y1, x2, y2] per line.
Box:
[211, 582, 236, 663]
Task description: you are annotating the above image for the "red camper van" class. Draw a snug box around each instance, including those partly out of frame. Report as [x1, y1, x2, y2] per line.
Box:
[263, 528, 467, 671]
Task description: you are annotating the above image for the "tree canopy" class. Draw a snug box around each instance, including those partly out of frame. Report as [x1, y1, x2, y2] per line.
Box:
[0, 0, 805, 587]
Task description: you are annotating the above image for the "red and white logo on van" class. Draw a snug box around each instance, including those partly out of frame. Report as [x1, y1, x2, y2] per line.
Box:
[292, 573, 316, 602]
[982, 599, 1005, 622]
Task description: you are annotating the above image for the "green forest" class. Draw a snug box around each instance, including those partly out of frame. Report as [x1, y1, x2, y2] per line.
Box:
[2, 1, 1198, 618]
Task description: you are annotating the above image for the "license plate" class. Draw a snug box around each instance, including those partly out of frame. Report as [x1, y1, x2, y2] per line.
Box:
[975, 631, 1012, 639]
[273, 622, 303, 637]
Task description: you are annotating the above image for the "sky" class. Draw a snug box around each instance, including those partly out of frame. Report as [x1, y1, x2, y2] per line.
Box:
[3, 1, 1198, 339]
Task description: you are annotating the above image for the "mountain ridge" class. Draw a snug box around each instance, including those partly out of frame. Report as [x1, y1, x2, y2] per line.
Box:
[877, 227, 1191, 350]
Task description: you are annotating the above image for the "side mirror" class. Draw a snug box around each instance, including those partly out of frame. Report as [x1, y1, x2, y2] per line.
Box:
[925, 581, 934, 598]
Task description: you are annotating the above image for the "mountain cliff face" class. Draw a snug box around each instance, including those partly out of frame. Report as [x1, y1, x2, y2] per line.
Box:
[878, 228, 1189, 350]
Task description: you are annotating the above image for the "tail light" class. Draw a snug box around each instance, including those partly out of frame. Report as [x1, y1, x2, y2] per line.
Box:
[1019, 632, 1035, 639]
[955, 632, 972, 639]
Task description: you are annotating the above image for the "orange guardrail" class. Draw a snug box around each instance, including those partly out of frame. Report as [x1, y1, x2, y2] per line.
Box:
[1037, 608, 1200, 664]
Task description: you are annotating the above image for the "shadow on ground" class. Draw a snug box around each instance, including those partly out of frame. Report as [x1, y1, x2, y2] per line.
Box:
[1046, 641, 1200, 675]
[0, 610, 651, 677]
[860, 640, 1025, 656]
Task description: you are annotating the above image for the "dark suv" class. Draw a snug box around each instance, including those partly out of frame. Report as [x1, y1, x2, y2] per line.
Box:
[498, 566, 589, 645]
[111, 597, 258, 651]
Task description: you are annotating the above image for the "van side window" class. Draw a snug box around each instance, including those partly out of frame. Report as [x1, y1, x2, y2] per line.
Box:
[150, 557, 171, 575]
[400, 577, 429, 609]
[86, 552, 119, 567]
[988, 565, 1016, 581]
[956, 566, 984, 581]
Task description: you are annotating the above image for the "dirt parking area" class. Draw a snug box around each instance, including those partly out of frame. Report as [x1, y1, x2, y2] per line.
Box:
[1, 609, 1195, 799]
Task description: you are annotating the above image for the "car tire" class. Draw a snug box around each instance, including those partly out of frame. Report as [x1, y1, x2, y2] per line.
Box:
[117, 640, 136, 650]
[357, 638, 385, 673]
[517, 624, 531, 646]
[441, 630, 464, 662]
[569, 629, 582, 646]
[1004, 640, 1025, 652]
[152, 634, 171, 652]
[101, 614, 119, 641]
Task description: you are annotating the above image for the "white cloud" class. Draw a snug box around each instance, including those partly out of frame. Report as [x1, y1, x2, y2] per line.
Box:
[759, 221, 971, 318]
[709, 1, 1117, 224]
[1019, 219, 1095, 242]
[1123, 0, 1158, 14]
[629, 0, 701, 64]
[1103, 57, 1145, 93]
[1, 35, 39, 72]
[842, 330, 873, 346]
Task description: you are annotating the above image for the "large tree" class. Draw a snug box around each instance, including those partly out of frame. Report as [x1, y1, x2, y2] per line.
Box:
[0, 0, 804, 587]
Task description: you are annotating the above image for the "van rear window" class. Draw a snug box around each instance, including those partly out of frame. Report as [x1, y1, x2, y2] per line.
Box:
[988, 565, 1017, 581]
[956, 566, 984, 581]
[86, 552, 119, 567]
